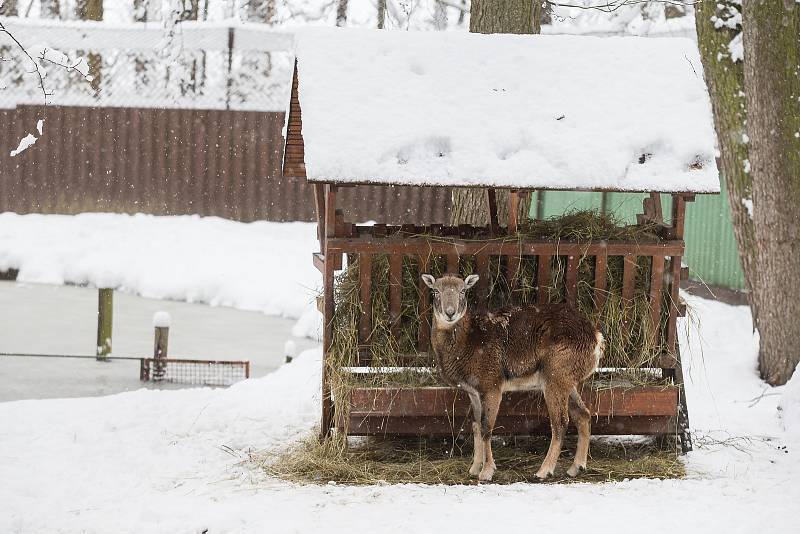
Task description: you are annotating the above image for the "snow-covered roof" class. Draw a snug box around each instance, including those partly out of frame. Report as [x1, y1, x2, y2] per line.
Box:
[288, 28, 720, 193]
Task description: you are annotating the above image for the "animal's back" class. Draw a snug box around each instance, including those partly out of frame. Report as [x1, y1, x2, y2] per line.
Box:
[501, 304, 601, 383]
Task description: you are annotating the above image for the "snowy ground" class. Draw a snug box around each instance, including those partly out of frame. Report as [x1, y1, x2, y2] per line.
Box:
[0, 281, 317, 401]
[1, 294, 798, 533]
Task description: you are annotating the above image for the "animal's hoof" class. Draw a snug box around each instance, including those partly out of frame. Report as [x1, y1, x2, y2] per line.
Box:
[478, 463, 496, 482]
[535, 469, 553, 481]
[566, 464, 586, 478]
[469, 464, 482, 477]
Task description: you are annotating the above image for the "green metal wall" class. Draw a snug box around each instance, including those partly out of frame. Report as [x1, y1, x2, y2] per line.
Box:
[534, 182, 745, 290]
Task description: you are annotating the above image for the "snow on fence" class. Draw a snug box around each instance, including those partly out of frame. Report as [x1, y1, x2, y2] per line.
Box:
[0, 18, 294, 111]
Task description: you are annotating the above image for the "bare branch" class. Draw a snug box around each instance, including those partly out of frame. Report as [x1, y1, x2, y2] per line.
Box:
[0, 20, 49, 102]
[544, 0, 699, 14]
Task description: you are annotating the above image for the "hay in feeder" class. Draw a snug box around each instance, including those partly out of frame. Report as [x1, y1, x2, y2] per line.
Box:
[261, 434, 684, 485]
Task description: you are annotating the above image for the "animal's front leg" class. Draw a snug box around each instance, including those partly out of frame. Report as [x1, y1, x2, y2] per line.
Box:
[467, 391, 484, 477]
[478, 389, 502, 482]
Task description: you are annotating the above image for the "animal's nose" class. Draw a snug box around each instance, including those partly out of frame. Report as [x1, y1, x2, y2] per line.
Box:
[445, 307, 455, 318]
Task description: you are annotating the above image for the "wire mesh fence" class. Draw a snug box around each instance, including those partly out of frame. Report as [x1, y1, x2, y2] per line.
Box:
[0, 20, 293, 111]
[140, 357, 250, 386]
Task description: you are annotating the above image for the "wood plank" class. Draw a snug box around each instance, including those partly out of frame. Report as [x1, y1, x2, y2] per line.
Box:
[508, 190, 520, 233]
[344, 414, 676, 437]
[475, 253, 490, 311]
[594, 252, 608, 313]
[649, 255, 665, 346]
[347, 386, 679, 418]
[418, 254, 431, 352]
[537, 254, 551, 304]
[666, 256, 682, 350]
[622, 254, 637, 304]
[314, 183, 325, 247]
[326, 238, 684, 258]
[671, 194, 687, 240]
[321, 254, 335, 438]
[565, 254, 579, 306]
[358, 254, 373, 359]
[486, 188, 499, 236]
[389, 254, 403, 339]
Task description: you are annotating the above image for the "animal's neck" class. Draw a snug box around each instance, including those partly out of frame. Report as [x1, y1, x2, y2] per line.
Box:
[431, 311, 472, 366]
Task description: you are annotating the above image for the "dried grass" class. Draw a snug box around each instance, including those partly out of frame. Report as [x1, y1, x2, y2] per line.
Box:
[260, 434, 683, 485]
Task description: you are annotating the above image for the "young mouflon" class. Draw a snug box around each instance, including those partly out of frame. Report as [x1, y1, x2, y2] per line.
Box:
[421, 273, 604, 482]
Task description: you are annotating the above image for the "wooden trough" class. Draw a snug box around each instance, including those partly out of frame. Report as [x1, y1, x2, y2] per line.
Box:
[283, 29, 721, 453]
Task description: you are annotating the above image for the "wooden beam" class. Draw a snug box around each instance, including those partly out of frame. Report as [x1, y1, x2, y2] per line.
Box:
[537, 254, 551, 304]
[649, 255, 665, 347]
[594, 252, 608, 313]
[475, 253, 490, 311]
[389, 254, 403, 340]
[508, 190, 520, 234]
[486, 188, 500, 236]
[358, 253, 373, 358]
[565, 254, 579, 307]
[417, 254, 431, 352]
[320, 254, 335, 439]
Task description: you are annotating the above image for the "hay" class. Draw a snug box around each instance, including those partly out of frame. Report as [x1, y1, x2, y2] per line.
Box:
[261, 434, 684, 485]
[328, 209, 676, 393]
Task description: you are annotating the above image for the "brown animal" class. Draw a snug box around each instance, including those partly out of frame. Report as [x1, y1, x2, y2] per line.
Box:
[421, 273, 604, 482]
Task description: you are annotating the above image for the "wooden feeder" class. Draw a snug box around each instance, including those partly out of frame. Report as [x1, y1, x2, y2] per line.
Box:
[283, 29, 720, 453]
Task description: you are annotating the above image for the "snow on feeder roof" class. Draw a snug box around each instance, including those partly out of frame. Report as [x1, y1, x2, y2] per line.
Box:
[283, 28, 720, 193]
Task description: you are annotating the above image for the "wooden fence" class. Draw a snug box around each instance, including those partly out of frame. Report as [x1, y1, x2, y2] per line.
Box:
[0, 105, 451, 223]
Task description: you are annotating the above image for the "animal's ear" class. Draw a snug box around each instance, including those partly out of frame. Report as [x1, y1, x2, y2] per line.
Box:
[464, 274, 479, 289]
[421, 274, 436, 289]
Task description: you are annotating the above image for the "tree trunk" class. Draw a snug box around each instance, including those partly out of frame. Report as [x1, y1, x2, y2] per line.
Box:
[76, 0, 102, 92]
[450, 0, 540, 227]
[0, 0, 18, 16]
[41, 0, 61, 18]
[742, 0, 800, 385]
[695, 3, 758, 303]
[377, 0, 386, 28]
[336, 0, 348, 27]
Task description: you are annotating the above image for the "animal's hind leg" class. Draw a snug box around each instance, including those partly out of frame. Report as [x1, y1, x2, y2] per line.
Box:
[536, 384, 569, 480]
[478, 388, 502, 482]
[567, 386, 591, 477]
[467, 391, 484, 477]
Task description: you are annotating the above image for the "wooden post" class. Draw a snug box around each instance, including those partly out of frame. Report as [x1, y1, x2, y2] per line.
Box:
[153, 312, 170, 381]
[96, 288, 113, 360]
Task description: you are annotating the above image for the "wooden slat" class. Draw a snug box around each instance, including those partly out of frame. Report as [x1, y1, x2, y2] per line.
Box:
[565, 254, 579, 306]
[475, 254, 490, 311]
[344, 414, 676, 436]
[666, 256, 682, 350]
[358, 254, 373, 359]
[324, 185, 337, 238]
[594, 252, 608, 313]
[321, 255, 335, 438]
[506, 254, 521, 296]
[649, 255, 665, 346]
[486, 188, 499, 236]
[622, 254, 637, 303]
[508, 190, 520, 233]
[389, 254, 403, 339]
[348, 386, 679, 418]
[326, 238, 685, 258]
[672, 194, 687, 240]
[537, 254, 551, 304]
[314, 183, 326, 247]
[417, 254, 431, 352]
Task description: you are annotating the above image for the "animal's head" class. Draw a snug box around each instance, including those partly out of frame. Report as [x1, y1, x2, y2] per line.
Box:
[421, 274, 479, 327]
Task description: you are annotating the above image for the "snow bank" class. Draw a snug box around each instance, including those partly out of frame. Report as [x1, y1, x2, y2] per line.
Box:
[294, 28, 719, 192]
[0, 213, 322, 338]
